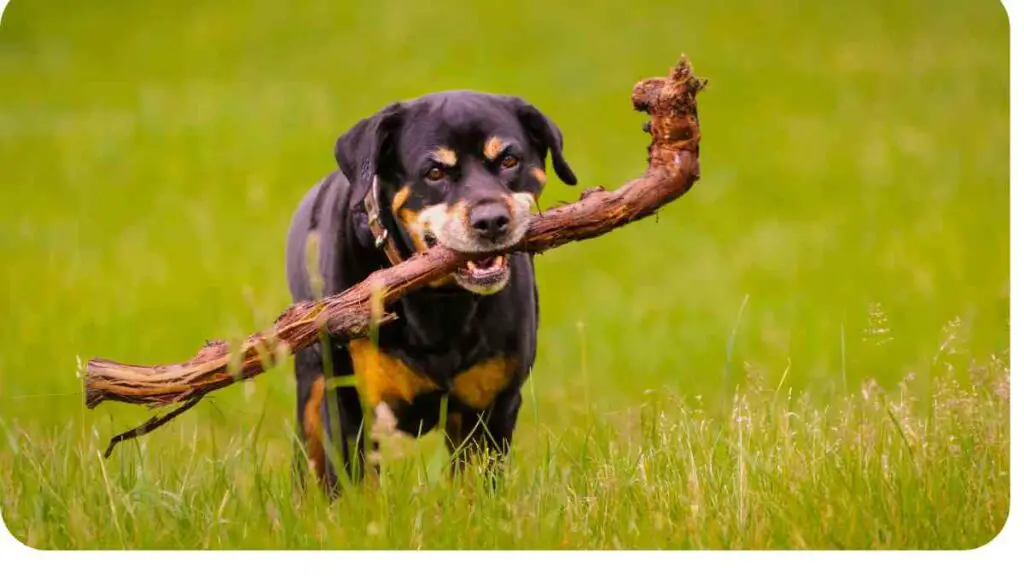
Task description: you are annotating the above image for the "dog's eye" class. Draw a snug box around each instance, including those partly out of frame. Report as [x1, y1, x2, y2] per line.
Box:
[500, 155, 520, 170]
[425, 167, 445, 182]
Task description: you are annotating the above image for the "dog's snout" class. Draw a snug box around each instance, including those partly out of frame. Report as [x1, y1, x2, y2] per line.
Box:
[469, 202, 511, 242]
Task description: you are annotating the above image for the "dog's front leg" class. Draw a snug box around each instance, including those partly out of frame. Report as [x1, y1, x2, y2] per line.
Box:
[347, 338, 437, 481]
[445, 387, 523, 488]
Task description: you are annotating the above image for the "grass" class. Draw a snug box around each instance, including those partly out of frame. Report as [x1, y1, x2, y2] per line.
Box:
[1, 321, 1009, 549]
[0, 0, 1010, 549]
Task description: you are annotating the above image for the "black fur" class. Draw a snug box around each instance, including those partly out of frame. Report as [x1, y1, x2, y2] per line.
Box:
[285, 91, 575, 493]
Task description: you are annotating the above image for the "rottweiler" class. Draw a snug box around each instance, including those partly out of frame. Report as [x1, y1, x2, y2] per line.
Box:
[284, 90, 577, 493]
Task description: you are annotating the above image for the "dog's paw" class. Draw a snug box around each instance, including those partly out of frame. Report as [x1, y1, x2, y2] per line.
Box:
[371, 403, 398, 438]
[368, 401, 399, 459]
[367, 403, 400, 467]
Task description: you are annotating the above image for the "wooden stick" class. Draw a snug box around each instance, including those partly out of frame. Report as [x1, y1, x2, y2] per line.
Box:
[84, 54, 707, 456]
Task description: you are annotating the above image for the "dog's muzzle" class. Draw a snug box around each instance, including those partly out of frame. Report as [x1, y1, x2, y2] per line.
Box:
[415, 192, 536, 295]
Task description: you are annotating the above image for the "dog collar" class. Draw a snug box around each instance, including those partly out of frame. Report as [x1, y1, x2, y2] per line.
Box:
[363, 175, 406, 267]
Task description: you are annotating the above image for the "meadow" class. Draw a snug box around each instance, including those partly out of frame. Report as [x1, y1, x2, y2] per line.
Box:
[0, 0, 1010, 549]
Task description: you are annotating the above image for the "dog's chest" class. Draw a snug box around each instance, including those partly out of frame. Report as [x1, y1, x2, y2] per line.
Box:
[346, 338, 517, 411]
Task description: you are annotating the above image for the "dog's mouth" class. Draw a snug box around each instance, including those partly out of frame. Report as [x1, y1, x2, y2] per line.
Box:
[454, 254, 510, 294]
[461, 254, 507, 278]
[423, 231, 511, 294]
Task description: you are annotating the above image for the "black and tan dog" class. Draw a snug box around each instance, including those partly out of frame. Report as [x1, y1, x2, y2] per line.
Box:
[284, 91, 576, 493]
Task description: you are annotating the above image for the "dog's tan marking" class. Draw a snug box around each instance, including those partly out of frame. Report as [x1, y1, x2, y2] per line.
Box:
[454, 200, 473, 235]
[397, 206, 455, 288]
[530, 167, 548, 187]
[390, 185, 411, 215]
[483, 136, 506, 160]
[451, 357, 518, 410]
[348, 339, 439, 407]
[512, 191, 539, 214]
[421, 198, 529, 255]
[302, 376, 327, 483]
[445, 412, 464, 448]
[429, 147, 458, 167]
[500, 195, 517, 226]
[398, 208, 429, 253]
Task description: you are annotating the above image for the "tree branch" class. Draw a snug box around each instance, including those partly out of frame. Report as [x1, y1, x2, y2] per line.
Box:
[83, 54, 707, 456]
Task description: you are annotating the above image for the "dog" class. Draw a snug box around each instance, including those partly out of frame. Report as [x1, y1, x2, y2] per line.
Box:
[284, 90, 577, 494]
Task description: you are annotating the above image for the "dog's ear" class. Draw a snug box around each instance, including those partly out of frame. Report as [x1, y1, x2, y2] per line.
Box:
[335, 102, 406, 210]
[506, 97, 577, 186]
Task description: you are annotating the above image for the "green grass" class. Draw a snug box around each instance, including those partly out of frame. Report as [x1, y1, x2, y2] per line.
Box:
[0, 329, 1009, 549]
[0, 0, 1010, 549]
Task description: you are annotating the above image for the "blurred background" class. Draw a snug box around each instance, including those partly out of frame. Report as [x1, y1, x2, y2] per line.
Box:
[0, 0, 1008, 441]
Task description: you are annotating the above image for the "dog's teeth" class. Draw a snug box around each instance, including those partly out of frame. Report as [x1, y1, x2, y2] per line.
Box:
[466, 260, 478, 271]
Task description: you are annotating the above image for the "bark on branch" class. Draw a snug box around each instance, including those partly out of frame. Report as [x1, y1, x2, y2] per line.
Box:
[83, 54, 707, 457]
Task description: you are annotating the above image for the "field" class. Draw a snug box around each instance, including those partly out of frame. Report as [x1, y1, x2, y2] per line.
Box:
[0, 0, 1010, 549]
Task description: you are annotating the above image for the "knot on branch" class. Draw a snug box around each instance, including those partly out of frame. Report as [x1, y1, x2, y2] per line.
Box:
[580, 185, 608, 200]
[632, 54, 707, 168]
[198, 339, 229, 362]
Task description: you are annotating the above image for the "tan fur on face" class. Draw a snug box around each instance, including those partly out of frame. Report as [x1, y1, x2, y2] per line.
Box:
[390, 186, 411, 214]
[483, 136, 506, 160]
[419, 193, 536, 253]
[530, 167, 547, 186]
[429, 147, 458, 167]
[398, 208, 428, 252]
[393, 184, 427, 252]
[398, 205, 455, 288]
[513, 191, 539, 214]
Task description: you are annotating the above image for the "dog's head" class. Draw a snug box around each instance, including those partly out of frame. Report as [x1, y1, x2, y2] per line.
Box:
[335, 91, 577, 295]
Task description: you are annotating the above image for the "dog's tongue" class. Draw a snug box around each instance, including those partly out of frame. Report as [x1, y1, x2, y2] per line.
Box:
[471, 257, 495, 268]
[465, 255, 504, 273]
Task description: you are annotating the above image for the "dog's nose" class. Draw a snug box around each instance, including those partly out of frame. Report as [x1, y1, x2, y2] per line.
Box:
[468, 202, 511, 242]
